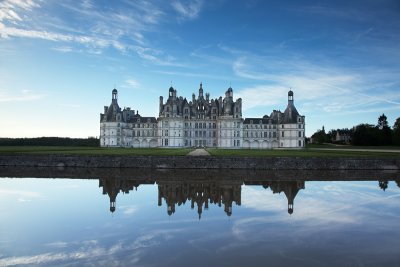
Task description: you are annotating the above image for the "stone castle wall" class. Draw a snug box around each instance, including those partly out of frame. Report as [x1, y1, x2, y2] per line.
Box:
[0, 155, 398, 170]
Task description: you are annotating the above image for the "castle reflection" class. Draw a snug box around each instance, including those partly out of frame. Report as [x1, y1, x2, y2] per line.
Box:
[99, 177, 400, 217]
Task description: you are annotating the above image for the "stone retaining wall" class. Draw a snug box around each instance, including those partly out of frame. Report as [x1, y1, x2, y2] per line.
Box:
[0, 155, 399, 170]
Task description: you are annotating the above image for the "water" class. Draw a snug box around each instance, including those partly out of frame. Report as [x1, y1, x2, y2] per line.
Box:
[0, 168, 400, 267]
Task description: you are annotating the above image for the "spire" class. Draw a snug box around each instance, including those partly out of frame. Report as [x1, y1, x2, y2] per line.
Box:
[199, 82, 203, 98]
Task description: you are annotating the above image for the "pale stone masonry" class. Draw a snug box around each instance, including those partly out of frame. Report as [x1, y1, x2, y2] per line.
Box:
[100, 83, 305, 149]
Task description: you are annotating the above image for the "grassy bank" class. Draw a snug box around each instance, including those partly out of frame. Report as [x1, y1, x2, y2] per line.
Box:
[0, 146, 399, 158]
[206, 148, 400, 158]
[0, 146, 192, 156]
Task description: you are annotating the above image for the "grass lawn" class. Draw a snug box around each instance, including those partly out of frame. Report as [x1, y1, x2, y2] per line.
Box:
[0, 146, 399, 158]
[206, 148, 400, 158]
[0, 146, 193, 156]
[306, 143, 400, 150]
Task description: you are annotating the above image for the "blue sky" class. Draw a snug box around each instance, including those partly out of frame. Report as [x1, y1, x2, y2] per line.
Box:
[0, 0, 399, 138]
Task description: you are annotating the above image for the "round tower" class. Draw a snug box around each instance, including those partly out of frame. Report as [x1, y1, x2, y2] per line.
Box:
[288, 90, 294, 103]
[112, 88, 118, 104]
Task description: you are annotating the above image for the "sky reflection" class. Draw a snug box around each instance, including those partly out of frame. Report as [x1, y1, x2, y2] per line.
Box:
[0, 173, 399, 267]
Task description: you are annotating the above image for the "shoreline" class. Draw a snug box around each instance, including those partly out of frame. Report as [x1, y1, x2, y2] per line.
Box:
[0, 154, 399, 170]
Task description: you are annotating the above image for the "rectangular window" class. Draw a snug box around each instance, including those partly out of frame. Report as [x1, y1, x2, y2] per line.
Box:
[282, 131, 284, 137]
[298, 131, 302, 137]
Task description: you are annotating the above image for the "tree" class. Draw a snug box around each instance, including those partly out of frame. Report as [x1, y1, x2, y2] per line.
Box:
[378, 180, 389, 191]
[378, 113, 388, 129]
[351, 124, 380, 146]
[393, 117, 400, 145]
[311, 126, 328, 144]
[377, 113, 392, 145]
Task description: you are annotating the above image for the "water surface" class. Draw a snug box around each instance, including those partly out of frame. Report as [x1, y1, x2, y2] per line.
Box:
[0, 168, 399, 267]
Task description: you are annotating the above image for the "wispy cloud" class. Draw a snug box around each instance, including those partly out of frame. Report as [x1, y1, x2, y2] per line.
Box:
[0, 89, 44, 102]
[171, 0, 204, 20]
[52, 46, 73, 53]
[232, 55, 400, 115]
[0, 229, 185, 266]
[0, 0, 39, 23]
[0, 188, 41, 199]
[119, 205, 138, 215]
[134, 46, 184, 67]
[0, 1, 183, 64]
[0, 23, 129, 52]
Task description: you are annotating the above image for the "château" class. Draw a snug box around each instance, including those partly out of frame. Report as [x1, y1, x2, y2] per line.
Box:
[100, 83, 305, 149]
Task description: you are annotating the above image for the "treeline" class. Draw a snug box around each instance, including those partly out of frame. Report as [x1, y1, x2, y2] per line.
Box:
[311, 114, 400, 146]
[0, 137, 99, 147]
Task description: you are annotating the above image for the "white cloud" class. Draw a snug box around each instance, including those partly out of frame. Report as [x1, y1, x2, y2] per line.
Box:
[119, 205, 138, 215]
[0, 0, 39, 23]
[134, 46, 184, 67]
[0, 23, 129, 52]
[52, 46, 73, 53]
[232, 56, 400, 115]
[0, 189, 41, 199]
[171, 0, 203, 20]
[0, 89, 44, 102]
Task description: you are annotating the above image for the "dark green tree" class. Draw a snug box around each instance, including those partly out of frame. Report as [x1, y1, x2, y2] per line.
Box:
[378, 113, 388, 129]
[351, 124, 380, 145]
[377, 113, 392, 145]
[393, 117, 400, 145]
[311, 126, 328, 144]
[378, 180, 388, 191]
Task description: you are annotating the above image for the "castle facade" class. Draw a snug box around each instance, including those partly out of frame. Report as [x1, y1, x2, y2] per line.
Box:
[100, 83, 305, 149]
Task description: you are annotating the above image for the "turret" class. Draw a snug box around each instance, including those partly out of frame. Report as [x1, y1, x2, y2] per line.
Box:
[288, 90, 294, 103]
[199, 82, 203, 99]
[112, 88, 118, 104]
[159, 96, 163, 115]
